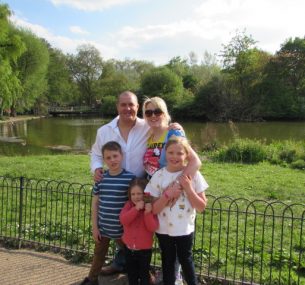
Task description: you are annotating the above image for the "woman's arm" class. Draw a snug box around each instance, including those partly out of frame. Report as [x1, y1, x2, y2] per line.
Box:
[152, 195, 169, 215]
[182, 146, 202, 178]
[180, 174, 208, 212]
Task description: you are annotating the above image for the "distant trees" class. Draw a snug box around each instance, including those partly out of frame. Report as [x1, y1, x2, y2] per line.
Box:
[1, 3, 305, 121]
[0, 4, 26, 117]
[141, 67, 184, 108]
[14, 29, 49, 115]
[260, 37, 305, 118]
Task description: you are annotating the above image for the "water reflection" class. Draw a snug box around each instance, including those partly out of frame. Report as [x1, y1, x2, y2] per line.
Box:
[0, 117, 304, 156]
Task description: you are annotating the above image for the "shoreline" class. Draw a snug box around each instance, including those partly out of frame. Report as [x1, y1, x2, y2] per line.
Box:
[0, 115, 46, 124]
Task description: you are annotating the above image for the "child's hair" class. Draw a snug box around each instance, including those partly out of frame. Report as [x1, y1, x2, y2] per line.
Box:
[102, 141, 122, 156]
[165, 136, 191, 156]
[127, 178, 148, 200]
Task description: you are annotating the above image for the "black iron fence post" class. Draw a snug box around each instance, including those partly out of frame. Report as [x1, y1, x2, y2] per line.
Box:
[18, 176, 24, 248]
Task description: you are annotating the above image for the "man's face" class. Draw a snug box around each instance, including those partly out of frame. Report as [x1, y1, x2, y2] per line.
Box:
[117, 93, 139, 123]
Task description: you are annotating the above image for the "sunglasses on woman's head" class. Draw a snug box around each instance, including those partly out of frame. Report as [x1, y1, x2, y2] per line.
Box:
[145, 108, 163, 117]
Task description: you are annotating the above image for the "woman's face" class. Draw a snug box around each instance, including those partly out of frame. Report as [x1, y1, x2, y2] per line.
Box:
[144, 102, 165, 129]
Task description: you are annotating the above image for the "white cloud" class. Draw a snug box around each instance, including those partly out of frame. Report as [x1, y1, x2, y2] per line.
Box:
[69, 25, 89, 35]
[10, 15, 117, 58]
[50, 0, 142, 11]
[8, 0, 305, 64]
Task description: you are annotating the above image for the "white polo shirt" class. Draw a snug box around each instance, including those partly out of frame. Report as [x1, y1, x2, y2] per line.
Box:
[145, 168, 209, 236]
[90, 116, 150, 178]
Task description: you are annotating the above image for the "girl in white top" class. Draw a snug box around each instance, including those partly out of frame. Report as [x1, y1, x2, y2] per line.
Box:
[145, 137, 208, 285]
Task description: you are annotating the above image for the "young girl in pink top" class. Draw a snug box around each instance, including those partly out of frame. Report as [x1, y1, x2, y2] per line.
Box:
[120, 178, 159, 285]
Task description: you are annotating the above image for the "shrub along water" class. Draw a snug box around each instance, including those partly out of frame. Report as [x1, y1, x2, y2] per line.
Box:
[212, 139, 305, 170]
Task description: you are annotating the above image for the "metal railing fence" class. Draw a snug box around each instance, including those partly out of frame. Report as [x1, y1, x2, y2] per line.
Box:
[0, 176, 304, 285]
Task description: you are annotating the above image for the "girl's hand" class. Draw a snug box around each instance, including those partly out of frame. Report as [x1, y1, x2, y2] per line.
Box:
[179, 174, 192, 192]
[144, 203, 152, 214]
[92, 227, 101, 243]
[135, 201, 145, 211]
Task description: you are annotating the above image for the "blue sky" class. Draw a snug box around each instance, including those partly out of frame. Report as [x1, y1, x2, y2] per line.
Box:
[3, 0, 305, 64]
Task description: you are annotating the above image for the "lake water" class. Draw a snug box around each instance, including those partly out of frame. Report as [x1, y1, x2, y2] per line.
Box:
[0, 117, 304, 156]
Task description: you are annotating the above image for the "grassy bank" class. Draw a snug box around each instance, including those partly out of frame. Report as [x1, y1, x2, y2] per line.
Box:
[1, 155, 304, 284]
[1, 154, 305, 202]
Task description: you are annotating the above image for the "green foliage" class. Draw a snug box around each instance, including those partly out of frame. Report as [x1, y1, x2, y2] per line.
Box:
[290, 159, 305, 170]
[140, 67, 184, 108]
[100, 95, 117, 116]
[213, 138, 267, 163]
[14, 29, 49, 113]
[260, 37, 305, 119]
[212, 139, 305, 171]
[67, 44, 103, 105]
[267, 140, 305, 167]
[46, 47, 78, 106]
[0, 5, 26, 116]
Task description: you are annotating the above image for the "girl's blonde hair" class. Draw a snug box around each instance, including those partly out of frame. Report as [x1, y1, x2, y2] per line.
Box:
[142, 97, 171, 126]
[127, 178, 148, 201]
[165, 136, 191, 156]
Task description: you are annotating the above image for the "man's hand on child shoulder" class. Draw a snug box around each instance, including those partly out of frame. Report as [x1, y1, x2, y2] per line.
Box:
[94, 168, 103, 182]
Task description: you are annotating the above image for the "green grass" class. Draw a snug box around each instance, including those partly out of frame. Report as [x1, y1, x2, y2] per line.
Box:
[1, 154, 304, 203]
[1, 155, 305, 284]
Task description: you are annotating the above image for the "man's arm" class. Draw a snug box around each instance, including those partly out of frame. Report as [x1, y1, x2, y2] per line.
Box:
[90, 130, 104, 173]
[90, 129, 105, 182]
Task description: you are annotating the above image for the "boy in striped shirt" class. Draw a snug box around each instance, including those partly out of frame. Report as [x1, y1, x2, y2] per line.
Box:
[81, 141, 136, 285]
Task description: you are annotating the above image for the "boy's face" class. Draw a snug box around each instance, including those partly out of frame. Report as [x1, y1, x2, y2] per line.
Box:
[103, 149, 123, 173]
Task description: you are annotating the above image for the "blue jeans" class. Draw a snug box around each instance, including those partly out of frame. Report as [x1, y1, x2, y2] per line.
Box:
[156, 232, 197, 285]
[111, 240, 126, 271]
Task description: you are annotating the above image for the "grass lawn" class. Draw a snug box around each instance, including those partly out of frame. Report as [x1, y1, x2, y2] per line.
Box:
[1, 154, 304, 203]
[1, 155, 304, 284]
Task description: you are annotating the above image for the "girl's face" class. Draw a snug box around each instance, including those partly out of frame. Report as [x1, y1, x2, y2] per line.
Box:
[166, 143, 187, 172]
[130, 185, 144, 204]
[144, 102, 165, 129]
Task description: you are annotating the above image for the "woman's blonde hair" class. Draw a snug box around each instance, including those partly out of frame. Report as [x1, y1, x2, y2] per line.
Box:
[142, 97, 171, 126]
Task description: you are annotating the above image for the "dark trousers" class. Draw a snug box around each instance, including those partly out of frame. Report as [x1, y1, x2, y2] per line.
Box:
[156, 232, 197, 285]
[88, 236, 125, 281]
[125, 247, 152, 285]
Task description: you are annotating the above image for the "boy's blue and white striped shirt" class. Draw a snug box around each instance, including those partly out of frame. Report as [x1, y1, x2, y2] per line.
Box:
[92, 169, 135, 239]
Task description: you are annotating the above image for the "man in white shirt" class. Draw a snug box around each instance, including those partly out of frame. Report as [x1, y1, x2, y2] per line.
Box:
[91, 90, 149, 179]
[90, 90, 150, 276]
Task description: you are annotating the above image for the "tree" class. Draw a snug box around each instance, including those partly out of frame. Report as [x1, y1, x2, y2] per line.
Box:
[46, 46, 79, 105]
[140, 67, 184, 108]
[14, 29, 49, 115]
[67, 44, 103, 105]
[260, 37, 305, 118]
[0, 4, 26, 117]
[219, 30, 270, 120]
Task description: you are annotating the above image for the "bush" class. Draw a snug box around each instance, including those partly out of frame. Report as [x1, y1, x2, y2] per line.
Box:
[290, 159, 305, 170]
[213, 139, 267, 163]
[267, 140, 305, 167]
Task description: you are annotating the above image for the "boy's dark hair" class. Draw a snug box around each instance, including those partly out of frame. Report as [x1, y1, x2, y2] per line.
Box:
[102, 141, 122, 156]
[127, 178, 148, 200]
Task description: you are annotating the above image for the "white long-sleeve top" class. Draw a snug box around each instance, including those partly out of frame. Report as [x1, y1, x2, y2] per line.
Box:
[90, 116, 150, 178]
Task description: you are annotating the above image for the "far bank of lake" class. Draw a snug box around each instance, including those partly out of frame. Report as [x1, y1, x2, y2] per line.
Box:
[0, 116, 304, 156]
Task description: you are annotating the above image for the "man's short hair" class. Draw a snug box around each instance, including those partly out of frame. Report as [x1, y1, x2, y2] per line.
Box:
[102, 141, 122, 156]
[117, 91, 138, 104]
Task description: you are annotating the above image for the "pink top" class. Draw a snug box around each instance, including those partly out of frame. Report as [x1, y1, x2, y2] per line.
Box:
[120, 201, 159, 250]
